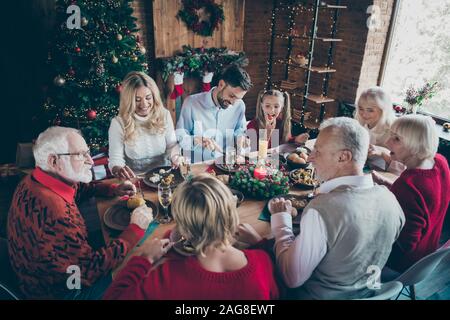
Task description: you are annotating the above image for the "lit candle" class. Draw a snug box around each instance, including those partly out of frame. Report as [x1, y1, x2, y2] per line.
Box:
[258, 139, 268, 161]
[254, 167, 267, 180]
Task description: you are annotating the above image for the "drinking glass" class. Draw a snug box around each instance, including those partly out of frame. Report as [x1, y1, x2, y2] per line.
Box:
[225, 147, 236, 170]
[157, 183, 172, 224]
[308, 168, 319, 198]
[179, 157, 192, 180]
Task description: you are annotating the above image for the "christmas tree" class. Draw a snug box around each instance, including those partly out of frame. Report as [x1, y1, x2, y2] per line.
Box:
[42, 0, 148, 152]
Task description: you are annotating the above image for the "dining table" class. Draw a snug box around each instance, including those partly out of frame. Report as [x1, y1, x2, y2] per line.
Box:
[94, 141, 399, 274]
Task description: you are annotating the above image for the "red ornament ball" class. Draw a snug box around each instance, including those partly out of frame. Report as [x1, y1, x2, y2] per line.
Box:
[74, 47, 81, 53]
[86, 110, 97, 120]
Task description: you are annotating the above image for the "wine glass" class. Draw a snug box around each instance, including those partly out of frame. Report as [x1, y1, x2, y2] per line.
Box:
[225, 147, 236, 171]
[179, 157, 192, 180]
[308, 167, 319, 198]
[157, 183, 172, 224]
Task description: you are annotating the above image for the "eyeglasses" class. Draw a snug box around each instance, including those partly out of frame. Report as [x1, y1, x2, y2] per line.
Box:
[56, 150, 91, 161]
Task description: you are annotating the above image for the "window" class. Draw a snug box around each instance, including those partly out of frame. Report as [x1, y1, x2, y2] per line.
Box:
[380, 0, 450, 120]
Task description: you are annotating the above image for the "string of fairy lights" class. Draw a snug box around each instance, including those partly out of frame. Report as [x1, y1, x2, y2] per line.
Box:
[264, 0, 345, 127]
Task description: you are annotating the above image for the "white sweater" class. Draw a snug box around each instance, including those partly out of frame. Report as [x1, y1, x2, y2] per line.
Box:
[108, 109, 178, 172]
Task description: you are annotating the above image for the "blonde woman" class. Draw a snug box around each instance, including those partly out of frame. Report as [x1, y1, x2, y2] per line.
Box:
[104, 174, 279, 300]
[355, 87, 404, 173]
[372, 115, 450, 272]
[108, 71, 180, 179]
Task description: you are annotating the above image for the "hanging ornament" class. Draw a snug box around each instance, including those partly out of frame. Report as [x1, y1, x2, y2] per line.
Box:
[115, 84, 122, 93]
[103, 84, 108, 92]
[96, 63, 105, 76]
[86, 110, 97, 120]
[111, 55, 118, 63]
[63, 109, 70, 117]
[74, 47, 81, 53]
[124, 29, 131, 35]
[68, 68, 76, 76]
[81, 17, 89, 26]
[142, 62, 148, 69]
[131, 55, 138, 62]
[54, 75, 66, 87]
[139, 46, 146, 55]
[116, 33, 123, 41]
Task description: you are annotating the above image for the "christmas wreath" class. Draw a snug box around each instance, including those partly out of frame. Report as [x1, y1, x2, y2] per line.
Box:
[177, 0, 225, 37]
[229, 165, 290, 200]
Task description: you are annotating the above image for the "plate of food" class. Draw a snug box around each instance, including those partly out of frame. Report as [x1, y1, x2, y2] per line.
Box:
[289, 168, 318, 188]
[230, 189, 244, 207]
[104, 197, 157, 231]
[283, 146, 311, 169]
[259, 193, 311, 224]
[214, 160, 244, 173]
[143, 166, 184, 189]
[169, 228, 196, 257]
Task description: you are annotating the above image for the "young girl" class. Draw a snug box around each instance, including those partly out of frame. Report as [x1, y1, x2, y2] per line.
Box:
[103, 174, 279, 300]
[355, 86, 404, 173]
[247, 90, 309, 149]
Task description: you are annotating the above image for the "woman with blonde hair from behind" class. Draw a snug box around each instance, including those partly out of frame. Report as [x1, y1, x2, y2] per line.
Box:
[372, 115, 450, 272]
[355, 86, 404, 173]
[108, 71, 181, 179]
[104, 173, 279, 300]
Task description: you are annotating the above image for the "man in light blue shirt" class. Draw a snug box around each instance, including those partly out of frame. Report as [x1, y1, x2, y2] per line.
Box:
[176, 65, 253, 162]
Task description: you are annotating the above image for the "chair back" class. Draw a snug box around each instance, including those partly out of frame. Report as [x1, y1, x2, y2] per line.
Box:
[357, 281, 404, 300]
[395, 243, 450, 287]
[0, 237, 21, 300]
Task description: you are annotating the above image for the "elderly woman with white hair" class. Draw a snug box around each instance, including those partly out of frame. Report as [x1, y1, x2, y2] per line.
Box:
[108, 71, 181, 179]
[372, 115, 450, 272]
[355, 87, 404, 174]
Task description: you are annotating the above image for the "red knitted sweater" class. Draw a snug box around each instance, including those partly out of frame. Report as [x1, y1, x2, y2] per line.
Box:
[388, 154, 450, 272]
[104, 249, 279, 300]
[7, 167, 144, 299]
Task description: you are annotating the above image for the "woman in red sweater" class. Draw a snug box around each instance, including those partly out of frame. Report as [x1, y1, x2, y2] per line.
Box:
[247, 90, 309, 149]
[104, 173, 279, 300]
[373, 115, 450, 272]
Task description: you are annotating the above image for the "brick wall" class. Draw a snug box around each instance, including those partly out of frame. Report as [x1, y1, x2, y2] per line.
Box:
[131, 0, 395, 120]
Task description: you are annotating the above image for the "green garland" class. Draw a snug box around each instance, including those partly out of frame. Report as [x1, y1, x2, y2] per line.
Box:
[230, 166, 290, 200]
[160, 45, 248, 82]
[177, 0, 225, 37]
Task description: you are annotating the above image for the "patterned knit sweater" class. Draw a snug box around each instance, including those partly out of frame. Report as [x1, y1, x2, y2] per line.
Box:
[7, 167, 144, 299]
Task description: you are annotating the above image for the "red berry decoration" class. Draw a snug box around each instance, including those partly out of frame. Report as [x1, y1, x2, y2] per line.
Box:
[74, 47, 81, 53]
[86, 110, 97, 120]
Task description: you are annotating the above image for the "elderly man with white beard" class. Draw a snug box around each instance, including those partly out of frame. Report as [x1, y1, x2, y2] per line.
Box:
[7, 127, 153, 300]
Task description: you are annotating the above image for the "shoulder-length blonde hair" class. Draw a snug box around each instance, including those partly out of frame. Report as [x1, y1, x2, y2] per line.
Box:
[255, 89, 292, 143]
[119, 71, 166, 142]
[355, 86, 396, 134]
[391, 114, 439, 162]
[171, 173, 239, 256]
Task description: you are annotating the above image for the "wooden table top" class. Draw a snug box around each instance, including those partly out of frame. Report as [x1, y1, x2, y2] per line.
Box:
[96, 159, 313, 244]
[96, 141, 399, 245]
